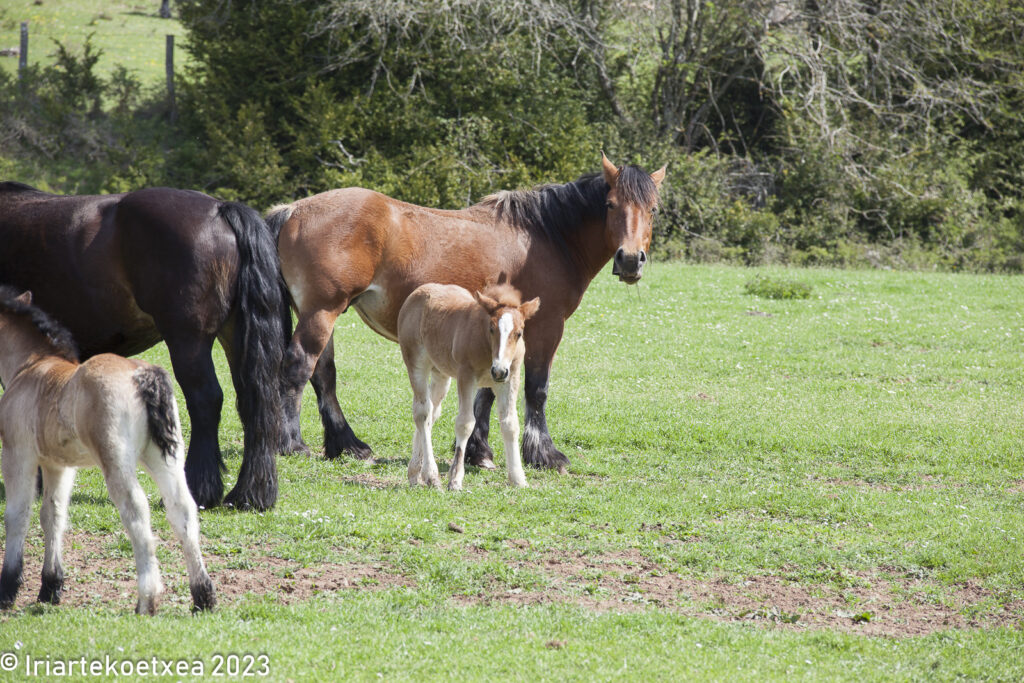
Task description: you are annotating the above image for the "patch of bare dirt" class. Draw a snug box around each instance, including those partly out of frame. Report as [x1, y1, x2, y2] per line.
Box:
[4, 531, 409, 613]
[454, 548, 1024, 637]
[340, 472, 401, 490]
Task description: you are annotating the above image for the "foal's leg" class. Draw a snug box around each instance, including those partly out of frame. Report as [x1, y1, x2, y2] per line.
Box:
[310, 332, 374, 461]
[429, 371, 451, 424]
[464, 388, 496, 470]
[38, 465, 77, 604]
[409, 364, 441, 488]
[102, 462, 163, 615]
[0, 448, 37, 609]
[449, 378, 478, 491]
[496, 378, 527, 488]
[164, 333, 225, 509]
[143, 447, 216, 611]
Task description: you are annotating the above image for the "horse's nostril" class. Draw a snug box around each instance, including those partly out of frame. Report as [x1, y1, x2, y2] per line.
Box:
[639, 250, 647, 264]
[614, 247, 625, 264]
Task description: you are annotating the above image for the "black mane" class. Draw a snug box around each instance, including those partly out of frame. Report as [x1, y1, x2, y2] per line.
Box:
[480, 166, 659, 263]
[0, 181, 45, 194]
[0, 285, 80, 362]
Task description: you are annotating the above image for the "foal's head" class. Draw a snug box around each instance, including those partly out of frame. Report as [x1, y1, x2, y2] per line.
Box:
[601, 153, 666, 284]
[473, 285, 540, 383]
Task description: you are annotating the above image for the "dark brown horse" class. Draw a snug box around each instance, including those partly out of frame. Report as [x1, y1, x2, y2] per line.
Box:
[271, 155, 665, 471]
[0, 183, 285, 510]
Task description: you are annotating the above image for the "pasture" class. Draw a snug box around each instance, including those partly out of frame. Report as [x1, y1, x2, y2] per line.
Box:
[0, 0, 186, 83]
[1, 263, 1022, 680]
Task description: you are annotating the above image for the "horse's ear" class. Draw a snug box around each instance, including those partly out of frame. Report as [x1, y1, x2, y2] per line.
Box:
[15, 290, 32, 305]
[650, 164, 667, 189]
[474, 290, 498, 312]
[601, 152, 619, 187]
[519, 297, 540, 320]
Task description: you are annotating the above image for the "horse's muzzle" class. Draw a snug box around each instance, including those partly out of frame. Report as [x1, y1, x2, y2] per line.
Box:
[613, 248, 647, 284]
[491, 364, 510, 382]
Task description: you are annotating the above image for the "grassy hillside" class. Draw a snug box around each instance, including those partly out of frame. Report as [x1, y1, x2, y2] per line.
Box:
[1, 263, 1022, 680]
[0, 0, 186, 84]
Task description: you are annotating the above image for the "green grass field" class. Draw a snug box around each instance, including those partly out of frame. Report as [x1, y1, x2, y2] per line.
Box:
[0, 0, 186, 84]
[1, 263, 1023, 681]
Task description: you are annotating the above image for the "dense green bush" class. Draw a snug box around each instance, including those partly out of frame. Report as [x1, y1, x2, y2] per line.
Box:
[1, 1, 1022, 273]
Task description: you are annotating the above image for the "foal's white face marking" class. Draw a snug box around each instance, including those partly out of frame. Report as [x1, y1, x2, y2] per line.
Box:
[490, 311, 519, 382]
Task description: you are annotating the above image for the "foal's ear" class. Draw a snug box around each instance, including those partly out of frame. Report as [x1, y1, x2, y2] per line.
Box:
[519, 297, 540, 320]
[15, 290, 32, 305]
[601, 152, 619, 187]
[650, 164, 667, 189]
[474, 290, 498, 312]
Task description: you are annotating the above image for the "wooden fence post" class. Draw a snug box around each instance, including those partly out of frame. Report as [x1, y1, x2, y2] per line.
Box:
[18, 21, 28, 83]
[166, 34, 176, 121]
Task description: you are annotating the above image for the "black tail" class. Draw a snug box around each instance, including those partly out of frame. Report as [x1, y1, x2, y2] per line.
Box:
[218, 202, 286, 510]
[134, 366, 181, 460]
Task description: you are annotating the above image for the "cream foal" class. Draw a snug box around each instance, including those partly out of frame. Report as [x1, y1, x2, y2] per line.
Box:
[0, 288, 215, 614]
[398, 283, 540, 490]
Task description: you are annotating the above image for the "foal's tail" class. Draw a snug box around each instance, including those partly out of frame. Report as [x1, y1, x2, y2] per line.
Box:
[134, 366, 181, 461]
[218, 202, 286, 510]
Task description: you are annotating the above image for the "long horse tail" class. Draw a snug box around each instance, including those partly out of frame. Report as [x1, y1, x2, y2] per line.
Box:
[218, 202, 286, 510]
[134, 366, 181, 461]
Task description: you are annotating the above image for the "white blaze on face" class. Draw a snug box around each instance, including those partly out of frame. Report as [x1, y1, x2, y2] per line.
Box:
[496, 312, 514, 369]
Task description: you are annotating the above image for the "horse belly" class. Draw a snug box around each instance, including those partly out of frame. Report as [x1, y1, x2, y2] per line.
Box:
[351, 284, 399, 342]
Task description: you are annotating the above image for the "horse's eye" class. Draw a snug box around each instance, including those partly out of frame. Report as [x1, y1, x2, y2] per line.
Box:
[651, 206, 659, 215]
[606, 201, 616, 210]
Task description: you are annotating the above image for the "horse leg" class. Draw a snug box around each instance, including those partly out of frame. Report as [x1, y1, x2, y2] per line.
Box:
[496, 378, 527, 488]
[164, 334, 225, 509]
[38, 465, 76, 604]
[282, 310, 345, 459]
[311, 331, 373, 461]
[409, 363, 440, 488]
[216, 321, 280, 511]
[429, 371, 451, 424]
[464, 388, 496, 470]
[277, 305, 310, 456]
[522, 358, 570, 473]
[0, 448, 36, 609]
[101, 462, 163, 615]
[449, 377, 477, 491]
[142, 445, 216, 612]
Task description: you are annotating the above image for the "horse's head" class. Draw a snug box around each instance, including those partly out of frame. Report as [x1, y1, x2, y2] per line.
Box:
[602, 153, 666, 284]
[474, 286, 540, 383]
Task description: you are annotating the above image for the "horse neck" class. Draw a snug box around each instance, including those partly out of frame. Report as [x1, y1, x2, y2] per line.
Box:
[0, 321, 56, 386]
[564, 215, 616, 284]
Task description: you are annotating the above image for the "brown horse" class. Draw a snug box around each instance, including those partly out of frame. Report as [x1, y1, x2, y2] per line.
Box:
[271, 154, 665, 471]
[0, 183, 285, 510]
[398, 282, 539, 490]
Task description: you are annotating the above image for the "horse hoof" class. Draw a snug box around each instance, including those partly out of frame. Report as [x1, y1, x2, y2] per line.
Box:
[223, 485, 276, 512]
[470, 455, 496, 470]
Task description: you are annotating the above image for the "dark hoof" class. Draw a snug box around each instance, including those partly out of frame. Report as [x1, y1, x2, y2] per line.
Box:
[185, 469, 224, 510]
[472, 455, 497, 470]
[190, 578, 217, 612]
[522, 436, 571, 471]
[325, 425, 374, 461]
[38, 571, 63, 604]
[464, 432, 495, 468]
[279, 437, 312, 457]
[223, 483, 276, 511]
[1, 564, 23, 608]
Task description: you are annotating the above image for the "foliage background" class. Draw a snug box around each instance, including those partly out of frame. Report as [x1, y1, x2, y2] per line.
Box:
[1, 0, 1022, 272]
